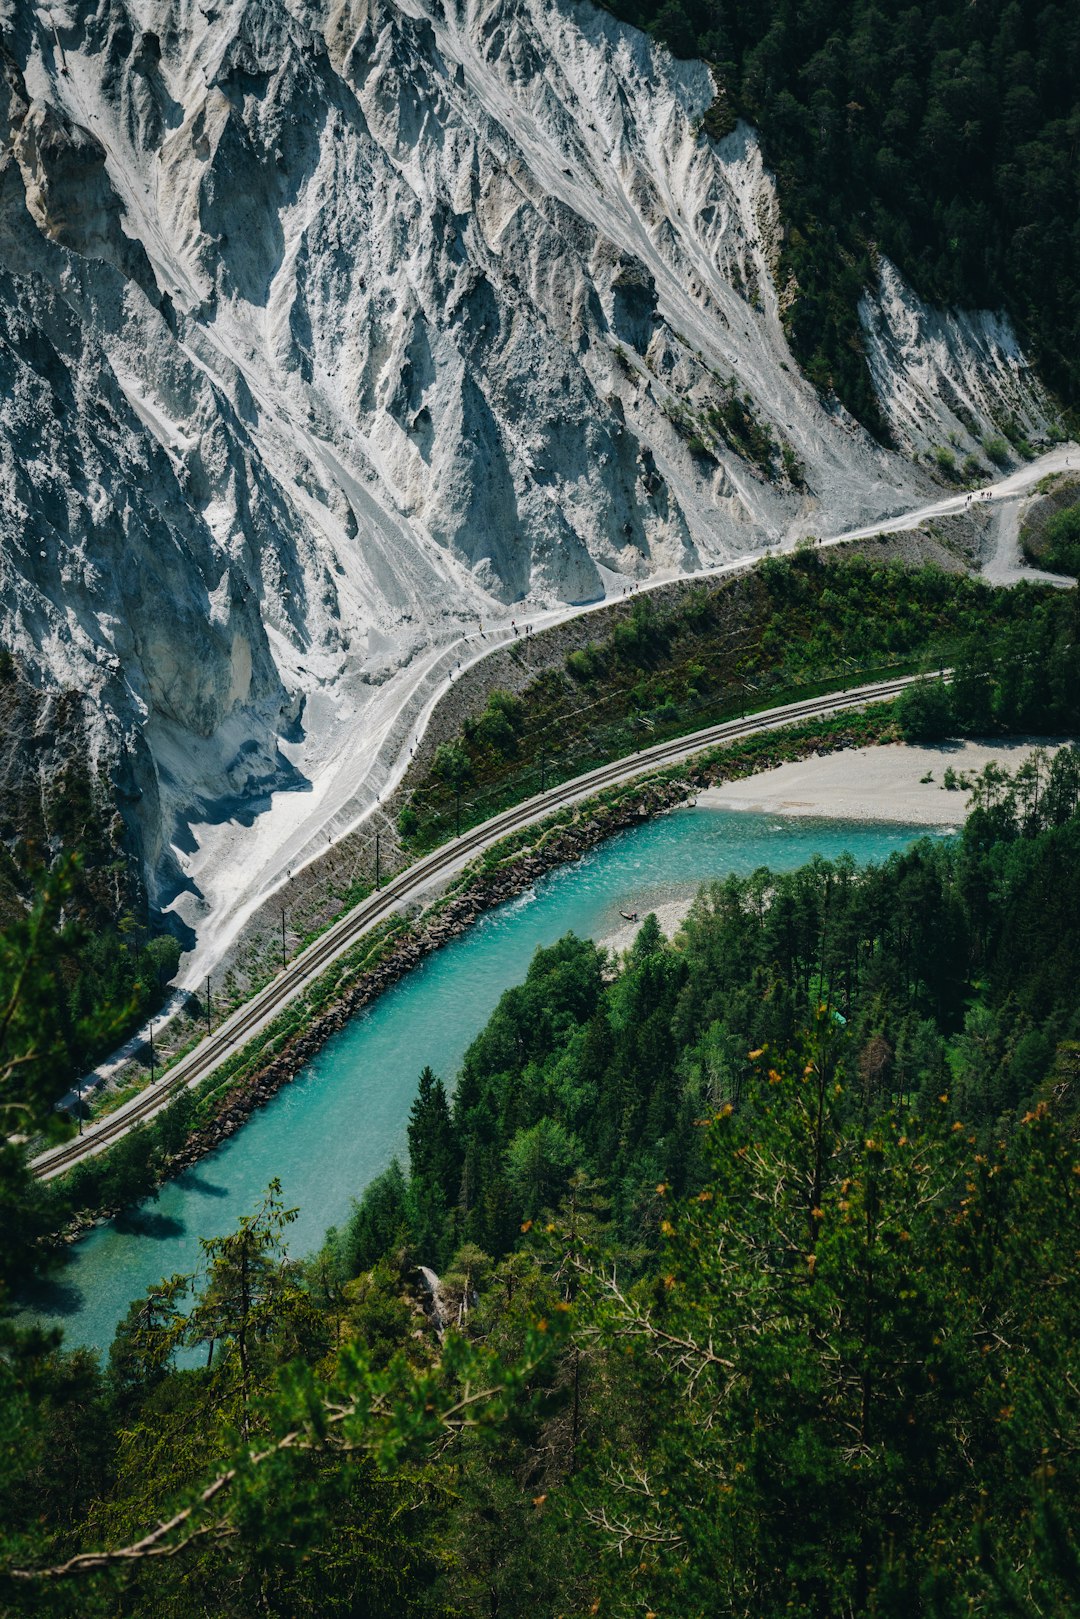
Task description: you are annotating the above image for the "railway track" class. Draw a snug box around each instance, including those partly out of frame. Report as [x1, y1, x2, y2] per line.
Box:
[32, 672, 919, 1181]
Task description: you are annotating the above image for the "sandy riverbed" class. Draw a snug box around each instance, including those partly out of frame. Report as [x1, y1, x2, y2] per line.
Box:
[596, 739, 1066, 956]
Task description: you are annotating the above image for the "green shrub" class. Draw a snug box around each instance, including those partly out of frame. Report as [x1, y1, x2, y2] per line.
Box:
[475, 689, 524, 755]
[701, 92, 736, 141]
[433, 743, 472, 789]
[612, 602, 663, 667]
[566, 646, 599, 682]
[703, 385, 777, 473]
[397, 804, 418, 840]
[895, 677, 954, 742]
[781, 444, 806, 486]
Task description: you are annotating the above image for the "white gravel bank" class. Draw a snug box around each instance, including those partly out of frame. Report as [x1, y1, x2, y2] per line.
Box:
[696, 739, 1066, 825]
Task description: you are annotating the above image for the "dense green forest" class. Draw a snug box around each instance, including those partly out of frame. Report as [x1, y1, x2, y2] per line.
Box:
[895, 587, 1080, 742]
[3, 737, 1080, 1614]
[601, 0, 1080, 433]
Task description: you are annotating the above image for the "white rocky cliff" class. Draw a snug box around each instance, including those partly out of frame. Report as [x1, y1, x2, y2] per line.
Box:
[0, 0, 1054, 939]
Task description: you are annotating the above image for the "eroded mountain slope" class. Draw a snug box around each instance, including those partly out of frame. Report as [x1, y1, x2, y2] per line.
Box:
[0, 0, 1054, 923]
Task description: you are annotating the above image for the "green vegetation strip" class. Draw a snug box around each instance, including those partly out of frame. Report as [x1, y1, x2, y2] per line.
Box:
[395, 553, 1037, 851]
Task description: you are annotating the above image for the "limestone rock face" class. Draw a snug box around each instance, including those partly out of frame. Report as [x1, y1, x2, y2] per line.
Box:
[859, 259, 1048, 456]
[0, 0, 1053, 905]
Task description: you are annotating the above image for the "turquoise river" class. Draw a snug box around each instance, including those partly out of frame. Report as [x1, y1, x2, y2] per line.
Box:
[33, 807, 950, 1353]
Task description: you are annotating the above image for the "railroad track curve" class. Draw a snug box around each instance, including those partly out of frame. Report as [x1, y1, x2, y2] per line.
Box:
[33, 673, 920, 1180]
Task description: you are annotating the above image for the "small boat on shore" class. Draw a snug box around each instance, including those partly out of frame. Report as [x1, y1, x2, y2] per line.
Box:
[620, 909, 639, 922]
